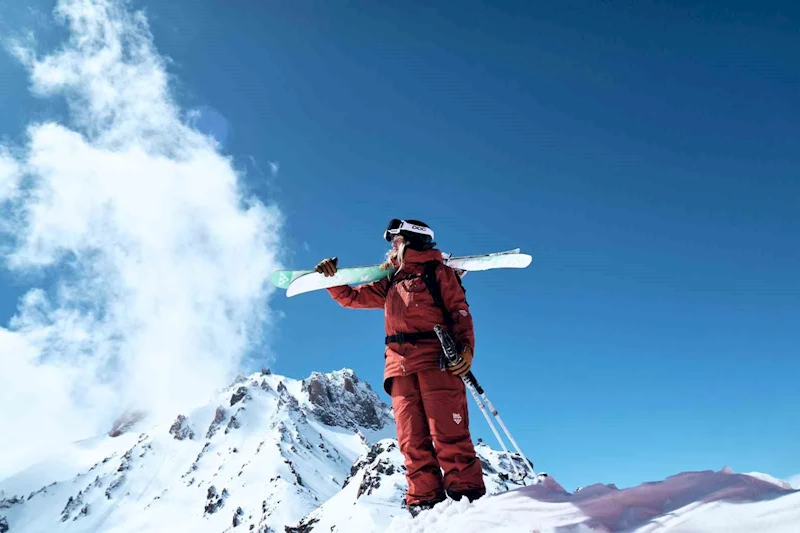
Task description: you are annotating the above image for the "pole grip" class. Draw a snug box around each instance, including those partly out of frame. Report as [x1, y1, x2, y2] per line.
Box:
[434, 324, 484, 392]
[464, 371, 484, 394]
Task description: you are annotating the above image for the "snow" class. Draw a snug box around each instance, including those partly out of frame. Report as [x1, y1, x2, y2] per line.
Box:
[386, 471, 800, 533]
[745, 472, 795, 490]
[292, 439, 409, 532]
[0, 368, 395, 533]
[1, 368, 797, 533]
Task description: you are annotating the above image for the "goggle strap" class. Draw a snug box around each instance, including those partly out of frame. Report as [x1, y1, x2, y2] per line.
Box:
[386, 220, 434, 239]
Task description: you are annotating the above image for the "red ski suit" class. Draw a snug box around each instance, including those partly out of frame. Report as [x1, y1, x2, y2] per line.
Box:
[327, 248, 486, 504]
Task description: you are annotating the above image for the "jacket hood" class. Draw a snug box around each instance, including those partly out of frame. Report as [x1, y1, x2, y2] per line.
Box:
[399, 247, 443, 266]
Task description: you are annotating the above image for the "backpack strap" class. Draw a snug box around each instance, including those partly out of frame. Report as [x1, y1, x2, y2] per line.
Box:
[422, 261, 453, 329]
[423, 261, 471, 369]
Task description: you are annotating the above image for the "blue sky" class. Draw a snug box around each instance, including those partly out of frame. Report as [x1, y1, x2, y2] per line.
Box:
[1, 0, 798, 492]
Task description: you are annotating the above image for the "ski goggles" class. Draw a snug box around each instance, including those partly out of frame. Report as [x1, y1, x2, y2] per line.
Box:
[383, 219, 435, 242]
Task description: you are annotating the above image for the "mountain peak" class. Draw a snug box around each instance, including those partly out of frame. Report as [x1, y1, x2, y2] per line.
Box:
[301, 368, 392, 431]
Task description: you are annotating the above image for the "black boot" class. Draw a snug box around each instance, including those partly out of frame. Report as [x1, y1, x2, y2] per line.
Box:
[446, 488, 486, 503]
[407, 494, 446, 517]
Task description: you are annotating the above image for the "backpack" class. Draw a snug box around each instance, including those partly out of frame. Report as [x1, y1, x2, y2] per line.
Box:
[421, 261, 467, 330]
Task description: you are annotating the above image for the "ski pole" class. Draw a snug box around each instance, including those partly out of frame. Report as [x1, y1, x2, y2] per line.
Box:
[475, 390, 537, 480]
[434, 325, 535, 483]
[463, 376, 526, 483]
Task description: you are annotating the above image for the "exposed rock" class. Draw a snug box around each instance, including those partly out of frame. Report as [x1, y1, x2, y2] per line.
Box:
[118, 448, 134, 472]
[138, 442, 152, 458]
[0, 496, 22, 509]
[169, 415, 195, 440]
[285, 516, 319, 533]
[283, 459, 303, 487]
[0, 516, 8, 533]
[475, 443, 538, 492]
[105, 475, 126, 499]
[183, 442, 212, 480]
[206, 406, 227, 439]
[301, 369, 390, 430]
[225, 413, 242, 434]
[233, 506, 244, 527]
[204, 486, 229, 515]
[27, 482, 57, 501]
[351, 441, 399, 498]
[275, 422, 291, 443]
[479, 457, 496, 474]
[61, 493, 84, 522]
[231, 386, 248, 406]
[276, 381, 299, 411]
[343, 441, 397, 487]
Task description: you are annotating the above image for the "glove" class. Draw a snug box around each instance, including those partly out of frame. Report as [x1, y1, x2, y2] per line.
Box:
[448, 347, 473, 377]
[315, 257, 338, 277]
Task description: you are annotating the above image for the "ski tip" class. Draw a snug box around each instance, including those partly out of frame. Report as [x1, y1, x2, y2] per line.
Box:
[270, 269, 302, 289]
[285, 283, 304, 298]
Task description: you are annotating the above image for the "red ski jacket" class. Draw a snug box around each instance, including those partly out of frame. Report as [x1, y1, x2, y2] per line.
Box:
[327, 248, 475, 394]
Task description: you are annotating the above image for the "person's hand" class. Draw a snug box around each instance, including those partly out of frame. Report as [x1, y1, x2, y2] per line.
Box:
[448, 347, 473, 377]
[315, 257, 338, 277]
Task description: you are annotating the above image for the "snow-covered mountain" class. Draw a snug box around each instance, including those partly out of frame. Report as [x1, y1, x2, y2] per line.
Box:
[0, 368, 384, 532]
[1, 368, 797, 533]
[0, 368, 529, 533]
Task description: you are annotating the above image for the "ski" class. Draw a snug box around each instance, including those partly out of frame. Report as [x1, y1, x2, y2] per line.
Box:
[271, 248, 525, 289]
[272, 249, 531, 297]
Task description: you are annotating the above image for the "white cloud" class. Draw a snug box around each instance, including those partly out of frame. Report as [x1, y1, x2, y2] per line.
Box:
[0, 0, 282, 477]
[0, 148, 22, 201]
[269, 161, 279, 177]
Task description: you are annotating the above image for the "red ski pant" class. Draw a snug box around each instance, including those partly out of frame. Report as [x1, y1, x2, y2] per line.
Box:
[389, 367, 486, 505]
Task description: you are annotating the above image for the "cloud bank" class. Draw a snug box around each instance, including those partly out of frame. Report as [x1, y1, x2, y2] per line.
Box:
[0, 0, 281, 477]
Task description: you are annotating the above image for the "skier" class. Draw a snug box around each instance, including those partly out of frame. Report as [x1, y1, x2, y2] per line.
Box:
[315, 219, 486, 516]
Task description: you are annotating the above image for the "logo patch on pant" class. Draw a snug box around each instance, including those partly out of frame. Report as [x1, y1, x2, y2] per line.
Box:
[452, 413, 462, 425]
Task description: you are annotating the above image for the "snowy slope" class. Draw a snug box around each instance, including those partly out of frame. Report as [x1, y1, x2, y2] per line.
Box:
[0, 368, 397, 533]
[2, 368, 797, 533]
[287, 438, 536, 532]
[287, 439, 408, 532]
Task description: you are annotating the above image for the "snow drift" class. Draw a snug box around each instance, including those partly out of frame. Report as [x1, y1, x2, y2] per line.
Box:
[386, 470, 798, 533]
